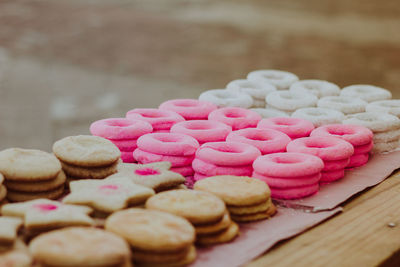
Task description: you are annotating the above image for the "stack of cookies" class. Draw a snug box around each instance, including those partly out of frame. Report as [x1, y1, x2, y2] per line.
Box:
[0, 173, 7, 205]
[106, 208, 196, 266]
[53, 135, 121, 185]
[0, 148, 65, 202]
[145, 189, 239, 246]
[194, 175, 277, 222]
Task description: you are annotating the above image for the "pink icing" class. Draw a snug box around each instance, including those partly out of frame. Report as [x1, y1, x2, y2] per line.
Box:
[135, 168, 160, 176]
[33, 203, 58, 211]
[99, 184, 119, 190]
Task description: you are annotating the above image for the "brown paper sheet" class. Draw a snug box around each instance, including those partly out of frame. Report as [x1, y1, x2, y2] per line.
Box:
[277, 151, 400, 211]
[192, 206, 341, 267]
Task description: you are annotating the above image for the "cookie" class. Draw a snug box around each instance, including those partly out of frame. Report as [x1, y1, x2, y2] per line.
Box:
[63, 176, 155, 214]
[5, 171, 66, 193]
[0, 185, 7, 202]
[0, 173, 4, 185]
[0, 148, 61, 181]
[145, 189, 226, 225]
[105, 208, 195, 252]
[196, 222, 239, 246]
[1, 199, 93, 232]
[61, 160, 118, 179]
[0, 239, 32, 266]
[138, 245, 196, 267]
[132, 245, 193, 264]
[230, 203, 277, 222]
[0, 217, 23, 247]
[53, 135, 120, 167]
[29, 227, 131, 267]
[228, 198, 272, 215]
[194, 175, 270, 206]
[116, 162, 185, 192]
[195, 212, 232, 235]
[6, 186, 64, 202]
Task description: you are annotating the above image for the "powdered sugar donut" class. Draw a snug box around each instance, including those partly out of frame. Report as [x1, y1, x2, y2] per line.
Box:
[323, 158, 350, 171]
[196, 142, 261, 166]
[343, 112, 400, 132]
[137, 133, 199, 156]
[253, 152, 324, 178]
[121, 151, 135, 163]
[269, 184, 319, 199]
[366, 100, 400, 117]
[170, 120, 231, 144]
[257, 117, 315, 139]
[247, 70, 299, 90]
[266, 90, 318, 112]
[373, 128, 400, 142]
[133, 149, 194, 167]
[287, 136, 354, 161]
[347, 153, 369, 168]
[170, 166, 194, 177]
[291, 107, 345, 127]
[159, 99, 217, 120]
[226, 79, 276, 100]
[290, 80, 340, 98]
[320, 169, 345, 183]
[372, 140, 399, 154]
[226, 128, 290, 155]
[109, 139, 137, 152]
[252, 172, 321, 188]
[354, 141, 374, 154]
[340, 85, 392, 102]
[250, 108, 289, 118]
[90, 118, 153, 140]
[192, 158, 253, 176]
[311, 124, 373, 146]
[126, 108, 184, 131]
[199, 89, 253, 108]
[208, 107, 262, 131]
[318, 96, 367, 114]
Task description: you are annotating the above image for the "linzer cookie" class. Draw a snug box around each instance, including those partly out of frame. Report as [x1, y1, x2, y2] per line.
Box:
[0, 148, 65, 202]
[105, 208, 196, 266]
[53, 135, 120, 181]
[194, 175, 276, 223]
[145, 189, 238, 245]
[1, 199, 93, 234]
[29, 227, 131, 267]
[115, 162, 186, 192]
[63, 176, 155, 214]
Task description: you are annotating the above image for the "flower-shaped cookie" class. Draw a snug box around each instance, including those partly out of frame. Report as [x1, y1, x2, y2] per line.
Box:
[63, 177, 155, 213]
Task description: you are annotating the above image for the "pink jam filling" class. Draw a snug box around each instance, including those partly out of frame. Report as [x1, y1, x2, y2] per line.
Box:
[135, 168, 160, 176]
[99, 184, 119, 190]
[33, 203, 58, 211]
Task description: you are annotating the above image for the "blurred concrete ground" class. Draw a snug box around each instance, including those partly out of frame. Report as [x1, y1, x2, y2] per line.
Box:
[0, 0, 399, 150]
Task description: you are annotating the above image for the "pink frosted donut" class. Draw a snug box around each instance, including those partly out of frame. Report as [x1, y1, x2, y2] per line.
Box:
[323, 158, 350, 171]
[353, 141, 374, 154]
[320, 169, 345, 183]
[257, 117, 314, 139]
[208, 107, 262, 131]
[270, 184, 319, 199]
[196, 142, 261, 166]
[109, 139, 137, 152]
[347, 153, 369, 168]
[192, 158, 253, 176]
[253, 152, 324, 178]
[286, 136, 354, 161]
[311, 124, 373, 147]
[159, 99, 218, 120]
[226, 128, 290, 155]
[170, 120, 231, 144]
[133, 149, 194, 167]
[194, 173, 208, 181]
[126, 108, 184, 131]
[252, 172, 321, 188]
[121, 151, 135, 163]
[90, 118, 153, 140]
[137, 133, 199, 156]
[170, 166, 195, 177]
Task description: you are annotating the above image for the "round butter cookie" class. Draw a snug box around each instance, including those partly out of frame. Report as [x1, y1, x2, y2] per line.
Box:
[145, 189, 226, 225]
[230, 204, 277, 223]
[195, 212, 232, 235]
[196, 222, 239, 246]
[61, 161, 118, 179]
[0, 148, 61, 181]
[138, 245, 196, 267]
[6, 186, 64, 202]
[5, 171, 66, 193]
[29, 227, 131, 267]
[228, 199, 272, 215]
[53, 135, 120, 167]
[132, 245, 193, 264]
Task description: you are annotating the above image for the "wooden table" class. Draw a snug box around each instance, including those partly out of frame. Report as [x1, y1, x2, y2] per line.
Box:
[248, 171, 400, 267]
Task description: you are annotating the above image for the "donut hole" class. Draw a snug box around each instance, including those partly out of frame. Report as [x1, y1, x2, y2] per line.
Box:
[106, 119, 134, 127]
[305, 140, 333, 148]
[214, 145, 242, 153]
[172, 100, 198, 107]
[135, 168, 160, 176]
[185, 122, 213, 130]
[272, 156, 302, 164]
[140, 111, 165, 118]
[263, 73, 283, 80]
[224, 110, 246, 118]
[327, 128, 355, 136]
[245, 132, 272, 141]
[155, 135, 183, 143]
[272, 119, 297, 126]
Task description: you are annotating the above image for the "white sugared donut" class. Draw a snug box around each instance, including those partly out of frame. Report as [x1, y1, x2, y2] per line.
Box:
[199, 89, 253, 108]
[317, 96, 367, 114]
[340, 85, 392, 102]
[226, 79, 276, 100]
[366, 100, 400, 117]
[289, 80, 340, 98]
[343, 112, 400, 132]
[372, 140, 399, 154]
[250, 108, 290, 118]
[373, 128, 400, 143]
[291, 107, 345, 127]
[247, 70, 299, 90]
[266, 90, 318, 112]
